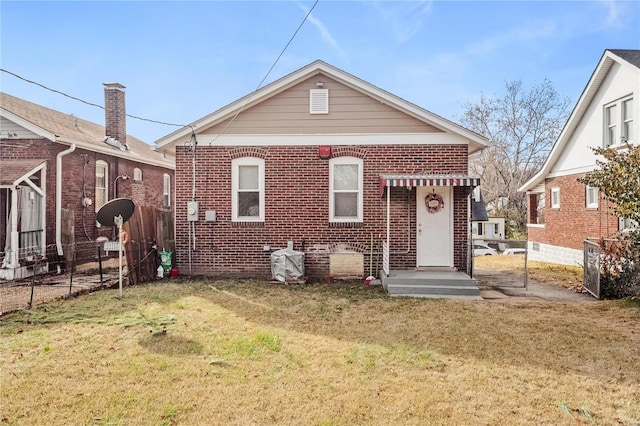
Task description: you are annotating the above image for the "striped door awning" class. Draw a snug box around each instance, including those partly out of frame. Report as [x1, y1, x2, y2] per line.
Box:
[379, 174, 480, 196]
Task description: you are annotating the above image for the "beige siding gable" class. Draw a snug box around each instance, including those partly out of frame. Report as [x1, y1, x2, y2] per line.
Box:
[201, 75, 444, 135]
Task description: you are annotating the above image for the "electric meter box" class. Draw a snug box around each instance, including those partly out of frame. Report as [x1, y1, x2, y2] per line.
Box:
[187, 201, 199, 221]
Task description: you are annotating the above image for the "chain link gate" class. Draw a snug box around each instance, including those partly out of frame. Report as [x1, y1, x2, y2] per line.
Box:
[583, 239, 601, 299]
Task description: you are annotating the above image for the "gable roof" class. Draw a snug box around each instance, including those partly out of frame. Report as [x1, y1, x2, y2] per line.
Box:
[610, 49, 640, 67]
[519, 49, 640, 193]
[0, 92, 174, 169]
[154, 60, 489, 154]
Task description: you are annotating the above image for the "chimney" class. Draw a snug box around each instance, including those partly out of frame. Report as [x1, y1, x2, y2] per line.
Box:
[103, 82, 126, 146]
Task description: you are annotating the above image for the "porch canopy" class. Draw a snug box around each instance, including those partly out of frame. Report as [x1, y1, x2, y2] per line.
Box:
[1, 159, 47, 274]
[378, 174, 481, 276]
[0, 159, 46, 189]
[379, 174, 480, 196]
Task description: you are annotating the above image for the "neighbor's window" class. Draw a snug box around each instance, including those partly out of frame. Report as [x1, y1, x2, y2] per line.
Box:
[605, 104, 617, 147]
[163, 174, 171, 208]
[619, 217, 638, 231]
[622, 98, 633, 143]
[536, 193, 546, 224]
[477, 222, 485, 236]
[586, 185, 598, 208]
[133, 167, 142, 181]
[605, 96, 633, 146]
[329, 156, 363, 222]
[232, 157, 264, 222]
[95, 160, 108, 212]
[550, 187, 560, 209]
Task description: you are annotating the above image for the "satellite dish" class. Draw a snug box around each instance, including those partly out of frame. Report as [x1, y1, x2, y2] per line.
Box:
[96, 198, 135, 299]
[97, 198, 135, 227]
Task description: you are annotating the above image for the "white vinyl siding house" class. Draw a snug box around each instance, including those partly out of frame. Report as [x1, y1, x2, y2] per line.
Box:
[519, 49, 639, 266]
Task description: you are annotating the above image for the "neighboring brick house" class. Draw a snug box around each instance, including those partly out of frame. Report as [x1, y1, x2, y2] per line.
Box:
[154, 61, 488, 281]
[0, 84, 175, 280]
[519, 49, 639, 265]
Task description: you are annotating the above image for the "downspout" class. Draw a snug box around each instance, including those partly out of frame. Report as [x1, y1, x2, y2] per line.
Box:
[56, 143, 76, 256]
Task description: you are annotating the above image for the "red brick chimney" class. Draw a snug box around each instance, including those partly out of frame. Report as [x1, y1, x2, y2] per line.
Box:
[103, 82, 126, 146]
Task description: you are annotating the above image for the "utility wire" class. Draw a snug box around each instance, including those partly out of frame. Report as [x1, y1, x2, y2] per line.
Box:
[208, 0, 319, 143]
[0, 0, 320, 133]
[0, 68, 186, 127]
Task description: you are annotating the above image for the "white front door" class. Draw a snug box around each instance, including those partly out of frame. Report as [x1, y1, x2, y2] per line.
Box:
[416, 186, 453, 267]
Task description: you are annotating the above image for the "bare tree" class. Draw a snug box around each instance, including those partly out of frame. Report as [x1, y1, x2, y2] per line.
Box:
[459, 79, 572, 236]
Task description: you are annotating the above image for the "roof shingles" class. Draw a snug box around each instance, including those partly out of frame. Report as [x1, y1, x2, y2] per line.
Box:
[0, 92, 172, 167]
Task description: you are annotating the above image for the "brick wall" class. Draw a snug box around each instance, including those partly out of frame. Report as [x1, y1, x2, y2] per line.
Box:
[174, 144, 471, 280]
[1, 138, 173, 255]
[531, 173, 619, 251]
[104, 83, 126, 145]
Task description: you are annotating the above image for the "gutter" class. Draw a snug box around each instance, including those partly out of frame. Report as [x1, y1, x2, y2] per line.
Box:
[57, 136, 175, 170]
[56, 143, 76, 256]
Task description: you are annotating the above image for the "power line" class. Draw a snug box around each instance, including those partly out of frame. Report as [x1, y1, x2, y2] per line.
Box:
[208, 0, 320, 143]
[0, 0, 320, 133]
[0, 68, 186, 127]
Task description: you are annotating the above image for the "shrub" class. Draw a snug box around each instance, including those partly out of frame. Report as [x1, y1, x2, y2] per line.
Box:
[599, 230, 640, 299]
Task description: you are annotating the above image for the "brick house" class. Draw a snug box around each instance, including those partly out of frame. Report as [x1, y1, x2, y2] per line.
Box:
[519, 49, 639, 265]
[154, 61, 488, 286]
[0, 84, 175, 280]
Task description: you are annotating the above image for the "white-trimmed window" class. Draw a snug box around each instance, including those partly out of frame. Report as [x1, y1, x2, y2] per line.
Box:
[622, 98, 633, 143]
[605, 96, 633, 146]
[133, 167, 142, 181]
[163, 173, 171, 208]
[232, 157, 264, 222]
[329, 156, 363, 222]
[550, 187, 560, 209]
[605, 104, 617, 147]
[619, 217, 638, 231]
[310, 89, 329, 114]
[95, 160, 108, 212]
[586, 185, 598, 208]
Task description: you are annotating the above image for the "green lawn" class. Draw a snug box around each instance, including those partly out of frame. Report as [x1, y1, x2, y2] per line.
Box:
[1, 280, 639, 425]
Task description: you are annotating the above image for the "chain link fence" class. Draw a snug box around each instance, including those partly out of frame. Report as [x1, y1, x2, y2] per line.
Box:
[0, 238, 161, 315]
[472, 238, 529, 289]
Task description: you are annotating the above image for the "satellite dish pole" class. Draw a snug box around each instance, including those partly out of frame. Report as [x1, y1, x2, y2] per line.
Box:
[114, 214, 124, 298]
[96, 198, 135, 299]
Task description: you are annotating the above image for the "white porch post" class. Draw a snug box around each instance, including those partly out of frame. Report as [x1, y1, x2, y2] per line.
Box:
[9, 187, 19, 268]
[386, 184, 390, 262]
[40, 166, 46, 256]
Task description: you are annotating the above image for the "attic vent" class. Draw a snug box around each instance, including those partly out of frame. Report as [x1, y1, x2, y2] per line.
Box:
[310, 89, 329, 114]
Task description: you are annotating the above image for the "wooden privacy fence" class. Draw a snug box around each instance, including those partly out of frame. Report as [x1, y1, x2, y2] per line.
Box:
[123, 206, 174, 284]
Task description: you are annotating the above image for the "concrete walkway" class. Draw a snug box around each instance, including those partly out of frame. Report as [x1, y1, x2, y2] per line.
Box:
[475, 268, 595, 302]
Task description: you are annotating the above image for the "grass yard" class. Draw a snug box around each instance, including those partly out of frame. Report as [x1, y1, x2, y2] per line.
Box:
[475, 255, 584, 289]
[1, 280, 639, 425]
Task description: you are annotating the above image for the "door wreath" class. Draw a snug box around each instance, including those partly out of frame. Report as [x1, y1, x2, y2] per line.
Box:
[425, 193, 444, 214]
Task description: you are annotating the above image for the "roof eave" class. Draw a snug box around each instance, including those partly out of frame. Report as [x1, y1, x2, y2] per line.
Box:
[56, 136, 175, 170]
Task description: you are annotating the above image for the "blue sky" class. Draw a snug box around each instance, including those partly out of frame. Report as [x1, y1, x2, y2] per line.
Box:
[1, 1, 639, 143]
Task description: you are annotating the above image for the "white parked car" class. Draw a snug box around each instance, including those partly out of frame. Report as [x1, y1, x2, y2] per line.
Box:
[503, 248, 526, 255]
[473, 244, 497, 256]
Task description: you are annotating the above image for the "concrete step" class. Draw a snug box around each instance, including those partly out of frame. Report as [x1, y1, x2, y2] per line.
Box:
[382, 270, 482, 299]
[387, 284, 481, 299]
